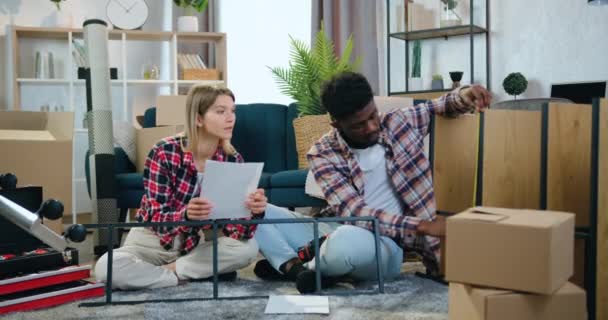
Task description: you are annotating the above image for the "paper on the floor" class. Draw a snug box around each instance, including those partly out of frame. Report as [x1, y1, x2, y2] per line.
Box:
[264, 295, 329, 314]
[200, 160, 264, 219]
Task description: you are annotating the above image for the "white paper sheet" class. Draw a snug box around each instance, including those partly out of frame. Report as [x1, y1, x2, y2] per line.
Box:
[200, 160, 264, 220]
[264, 295, 329, 314]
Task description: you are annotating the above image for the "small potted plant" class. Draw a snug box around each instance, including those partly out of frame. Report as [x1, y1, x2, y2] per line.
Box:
[174, 0, 208, 32]
[440, 0, 462, 28]
[503, 72, 528, 100]
[449, 71, 464, 88]
[431, 74, 444, 90]
[50, 0, 72, 28]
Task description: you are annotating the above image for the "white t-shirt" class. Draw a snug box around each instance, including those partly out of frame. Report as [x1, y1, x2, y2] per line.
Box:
[351, 144, 405, 215]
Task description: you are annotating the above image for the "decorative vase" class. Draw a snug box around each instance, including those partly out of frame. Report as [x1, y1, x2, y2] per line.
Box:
[55, 10, 73, 28]
[177, 16, 198, 32]
[440, 1, 462, 28]
[410, 78, 423, 91]
[431, 79, 444, 90]
[449, 71, 464, 88]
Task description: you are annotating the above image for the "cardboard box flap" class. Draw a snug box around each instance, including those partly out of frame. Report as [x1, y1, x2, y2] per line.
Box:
[452, 211, 509, 223]
[156, 95, 188, 126]
[0, 111, 73, 141]
[0, 130, 56, 141]
[0, 111, 48, 130]
[45, 112, 74, 140]
[452, 206, 574, 228]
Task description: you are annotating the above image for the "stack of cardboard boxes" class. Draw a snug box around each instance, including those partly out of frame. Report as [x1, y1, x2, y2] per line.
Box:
[445, 207, 587, 320]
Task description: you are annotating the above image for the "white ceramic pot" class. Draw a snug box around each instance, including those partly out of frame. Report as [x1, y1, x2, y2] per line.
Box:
[55, 10, 73, 28]
[177, 16, 198, 32]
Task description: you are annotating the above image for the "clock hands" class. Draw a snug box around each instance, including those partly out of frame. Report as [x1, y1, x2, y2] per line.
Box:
[126, 1, 139, 13]
[115, 0, 130, 12]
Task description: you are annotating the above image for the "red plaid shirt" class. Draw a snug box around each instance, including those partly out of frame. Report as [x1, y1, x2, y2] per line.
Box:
[307, 89, 471, 268]
[136, 135, 259, 255]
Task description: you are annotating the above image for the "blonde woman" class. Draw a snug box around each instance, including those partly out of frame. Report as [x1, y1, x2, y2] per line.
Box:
[95, 86, 266, 290]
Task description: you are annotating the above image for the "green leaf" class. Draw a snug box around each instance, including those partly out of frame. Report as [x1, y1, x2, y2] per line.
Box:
[268, 23, 360, 116]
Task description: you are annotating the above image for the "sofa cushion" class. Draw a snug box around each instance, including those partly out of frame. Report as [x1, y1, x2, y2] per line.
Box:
[270, 169, 308, 188]
[116, 172, 144, 190]
[258, 172, 272, 189]
[269, 188, 327, 208]
[231, 104, 288, 173]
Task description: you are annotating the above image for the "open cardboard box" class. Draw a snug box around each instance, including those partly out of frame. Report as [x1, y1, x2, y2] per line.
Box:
[449, 282, 586, 320]
[136, 126, 184, 173]
[446, 206, 575, 294]
[155, 95, 188, 126]
[0, 111, 74, 235]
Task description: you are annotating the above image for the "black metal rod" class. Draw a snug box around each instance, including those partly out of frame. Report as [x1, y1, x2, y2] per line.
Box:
[80, 295, 271, 307]
[313, 221, 321, 293]
[475, 112, 485, 206]
[105, 224, 114, 304]
[386, 0, 391, 95]
[586, 98, 600, 320]
[470, 0, 474, 85]
[373, 219, 384, 293]
[405, 39, 409, 92]
[540, 103, 549, 210]
[82, 217, 378, 230]
[429, 113, 436, 177]
[212, 221, 218, 299]
[485, 0, 491, 90]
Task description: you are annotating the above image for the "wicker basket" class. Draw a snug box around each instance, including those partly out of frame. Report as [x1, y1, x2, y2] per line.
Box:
[292, 114, 332, 169]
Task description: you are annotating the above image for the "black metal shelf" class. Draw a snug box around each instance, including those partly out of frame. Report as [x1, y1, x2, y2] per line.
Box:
[389, 25, 488, 41]
[390, 89, 451, 95]
[386, 0, 491, 96]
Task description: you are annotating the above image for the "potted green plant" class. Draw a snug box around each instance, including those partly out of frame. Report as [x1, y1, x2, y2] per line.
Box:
[503, 72, 528, 100]
[440, 0, 462, 27]
[174, 0, 208, 32]
[431, 74, 444, 90]
[270, 25, 360, 167]
[410, 40, 423, 91]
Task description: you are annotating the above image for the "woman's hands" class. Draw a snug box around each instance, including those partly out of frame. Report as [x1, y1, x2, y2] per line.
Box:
[186, 197, 213, 220]
[246, 188, 267, 216]
[186, 189, 266, 220]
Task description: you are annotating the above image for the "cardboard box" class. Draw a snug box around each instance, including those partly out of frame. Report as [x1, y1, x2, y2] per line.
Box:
[0, 111, 74, 234]
[449, 282, 587, 320]
[446, 207, 574, 294]
[183, 68, 221, 81]
[135, 126, 183, 172]
[156, 95, 187, 126]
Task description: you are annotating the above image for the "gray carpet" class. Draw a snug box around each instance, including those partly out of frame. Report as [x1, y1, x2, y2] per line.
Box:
[2, 273, 448, 320]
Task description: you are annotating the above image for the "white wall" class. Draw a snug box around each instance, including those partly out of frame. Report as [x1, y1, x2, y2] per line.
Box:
[388, 0, 608, 102]
[216, 0, 311, 105]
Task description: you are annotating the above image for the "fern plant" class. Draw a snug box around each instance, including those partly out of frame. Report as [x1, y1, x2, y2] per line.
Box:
[269, 26, 360, 116]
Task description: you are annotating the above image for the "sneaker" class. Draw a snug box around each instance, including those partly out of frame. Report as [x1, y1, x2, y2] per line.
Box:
[253, 259, 287, 281]
[295, 269, 339, 294]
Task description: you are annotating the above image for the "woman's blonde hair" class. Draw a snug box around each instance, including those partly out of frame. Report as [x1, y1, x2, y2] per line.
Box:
[182, 85, 237, 156]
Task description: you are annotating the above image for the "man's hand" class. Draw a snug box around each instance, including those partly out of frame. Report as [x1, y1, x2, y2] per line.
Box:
[245, 188, 267, 215]
[459, 85, 492, 112]
[417, 215, 446, 237]
[186, 197, 213, 220]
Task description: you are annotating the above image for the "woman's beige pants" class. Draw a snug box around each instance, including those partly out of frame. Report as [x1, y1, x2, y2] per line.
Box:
[94, 227, 258, 290]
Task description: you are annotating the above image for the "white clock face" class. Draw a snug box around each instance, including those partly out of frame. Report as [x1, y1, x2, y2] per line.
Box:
[106, 0, 149, 30]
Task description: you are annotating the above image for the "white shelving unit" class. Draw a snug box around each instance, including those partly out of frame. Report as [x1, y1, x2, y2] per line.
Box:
[7, 26, 227, 222]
